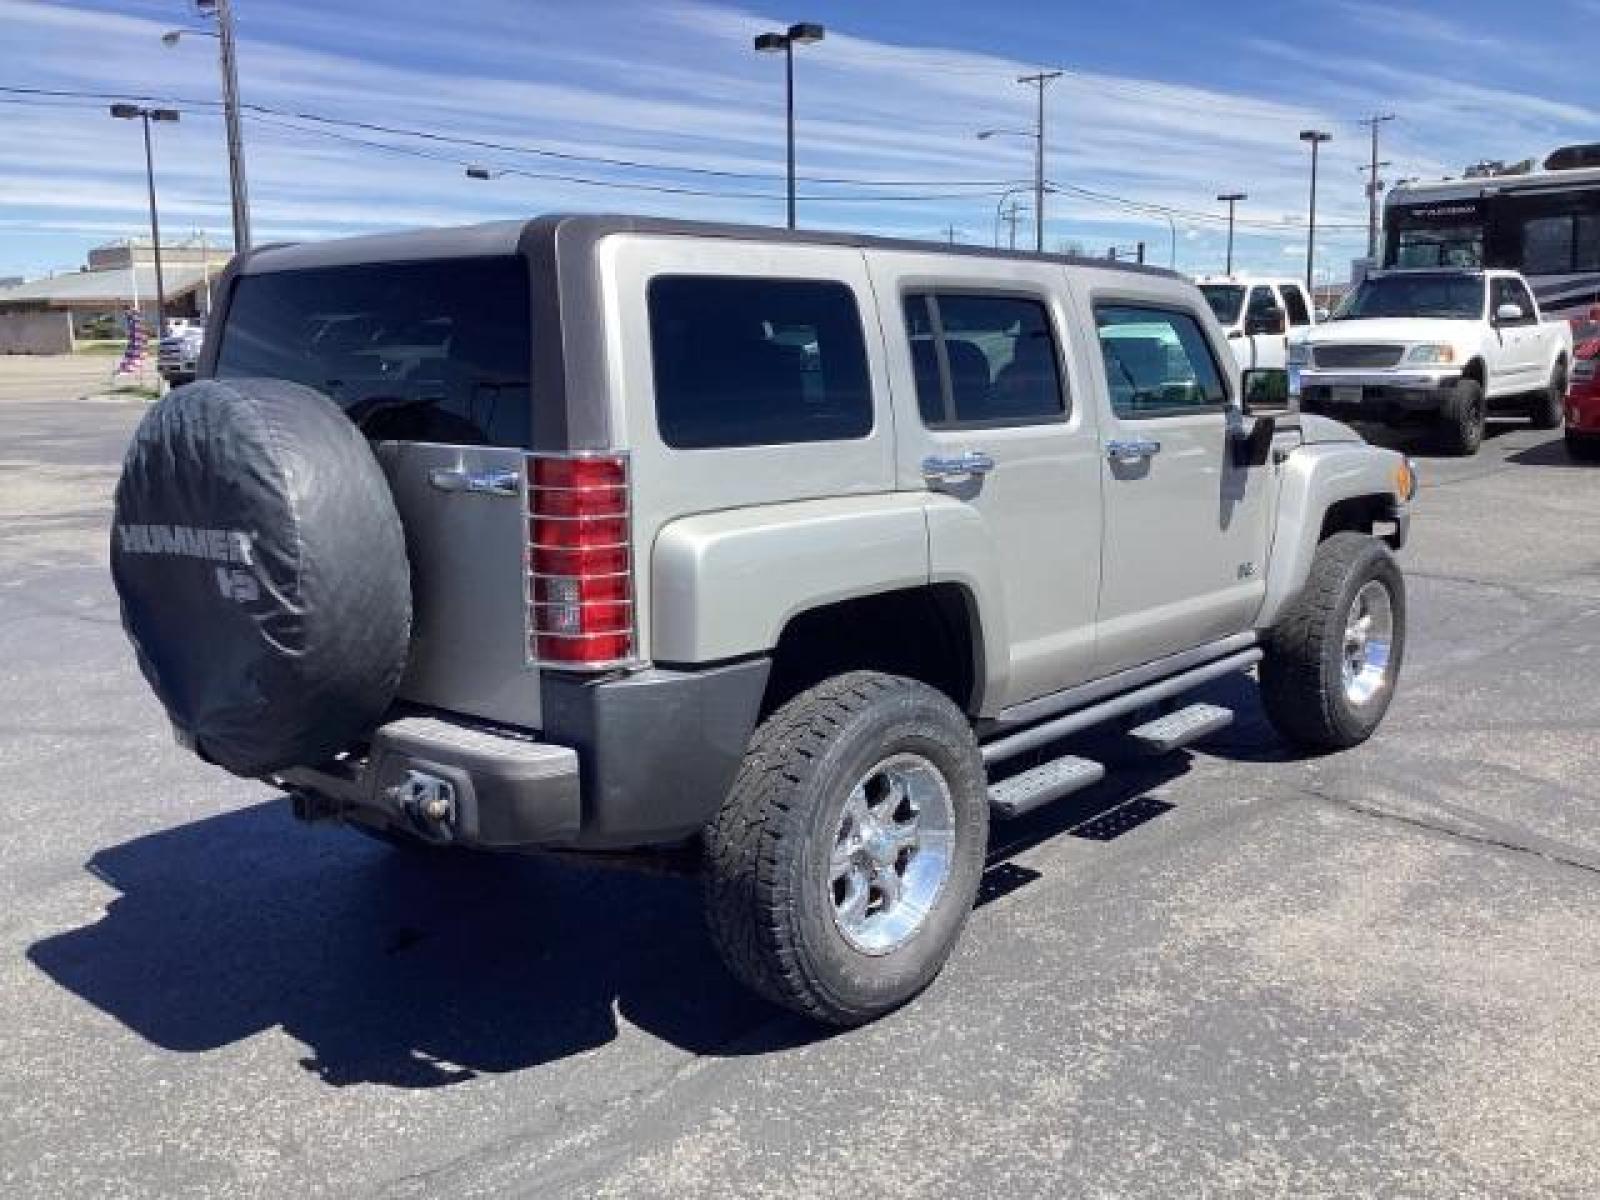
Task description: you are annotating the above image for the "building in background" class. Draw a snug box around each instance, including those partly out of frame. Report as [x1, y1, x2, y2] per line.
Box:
[0, 237, 230, 354]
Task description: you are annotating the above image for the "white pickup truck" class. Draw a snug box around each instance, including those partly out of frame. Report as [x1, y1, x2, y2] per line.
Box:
[1197, 274, 1317, 375]
[1292, 268, 1572, 455]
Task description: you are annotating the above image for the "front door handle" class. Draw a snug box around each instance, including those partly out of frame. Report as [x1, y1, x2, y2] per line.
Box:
[921, 451, 996, 481]
[1105, 438, 1162, 463]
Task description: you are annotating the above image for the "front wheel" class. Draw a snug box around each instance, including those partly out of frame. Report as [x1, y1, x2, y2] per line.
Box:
[1529, 362, 1567, 430]
[704, 673, 989, 1026]
[1260, 533, 1406, 753]
[1436, 377, 1486, 456]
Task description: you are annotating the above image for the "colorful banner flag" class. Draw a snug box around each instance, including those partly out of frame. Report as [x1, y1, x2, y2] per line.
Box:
[115, 307, 148, 376]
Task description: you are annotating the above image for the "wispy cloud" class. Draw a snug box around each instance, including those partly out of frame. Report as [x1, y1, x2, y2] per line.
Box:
[0, 0, 1594, 279]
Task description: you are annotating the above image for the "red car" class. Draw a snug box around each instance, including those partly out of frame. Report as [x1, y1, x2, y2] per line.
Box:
[1567, 306, 1600, 461]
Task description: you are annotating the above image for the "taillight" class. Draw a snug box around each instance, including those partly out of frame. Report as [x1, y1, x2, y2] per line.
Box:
[526, 454, 636, 668]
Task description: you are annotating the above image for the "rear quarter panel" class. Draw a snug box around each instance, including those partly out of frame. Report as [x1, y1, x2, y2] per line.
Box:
[595, 234, 898, 663]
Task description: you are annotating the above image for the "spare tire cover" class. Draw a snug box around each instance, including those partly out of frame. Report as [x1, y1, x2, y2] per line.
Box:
[111, 377, 411, 777]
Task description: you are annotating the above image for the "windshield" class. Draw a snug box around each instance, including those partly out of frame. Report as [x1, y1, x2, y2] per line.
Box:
[1199, 284, 1246, 325]
[215, 256, 533, 447]
[1332, 275, 1484, 321]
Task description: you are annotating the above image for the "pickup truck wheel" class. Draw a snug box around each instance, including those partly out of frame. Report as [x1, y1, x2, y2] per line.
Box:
[704, 672, 988, 1026]
[1529, 362, 1567, 430]
[1260, 532, 1406, 753]
[1436, 377, 1485, 455]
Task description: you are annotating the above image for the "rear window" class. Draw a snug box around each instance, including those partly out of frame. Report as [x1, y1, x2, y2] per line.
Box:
[647, 276, 873, 449]
[214, 256, 532, 447]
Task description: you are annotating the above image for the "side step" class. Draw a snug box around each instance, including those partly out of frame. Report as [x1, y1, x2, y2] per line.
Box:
[1126, 703, 1234, 754]
[988, 755, 1106, 820]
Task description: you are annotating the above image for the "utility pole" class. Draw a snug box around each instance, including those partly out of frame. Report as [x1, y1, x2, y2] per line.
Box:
[1001, 201, 1027, 250]
[169, 2, 253, 251]
[1358, 112, 1396, 260]
[213, 0, 252, 251]
[1217, 191, 1246, 274]
[942, 223, 963, 244]
[1017, 70, 1062, 253]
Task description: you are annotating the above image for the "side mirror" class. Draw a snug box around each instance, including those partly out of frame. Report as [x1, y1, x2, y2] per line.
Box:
[1495, 302, 1525, 324]
[1241, 367, 1289, 413]
[1314, 306, 1330, 322]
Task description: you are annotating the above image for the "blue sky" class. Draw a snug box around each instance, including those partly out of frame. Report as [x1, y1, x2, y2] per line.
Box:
[4, 0, 1598, 282]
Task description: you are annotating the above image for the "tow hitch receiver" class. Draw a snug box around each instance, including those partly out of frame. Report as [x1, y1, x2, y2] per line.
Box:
[390, 770, 458, 840]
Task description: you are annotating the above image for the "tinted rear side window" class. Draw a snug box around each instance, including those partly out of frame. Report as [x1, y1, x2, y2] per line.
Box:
[647, 276, 872, 449]
[215, 256, 532, 447]
[1282, 285, 1311, 326]
[903, 292, 1065, 427]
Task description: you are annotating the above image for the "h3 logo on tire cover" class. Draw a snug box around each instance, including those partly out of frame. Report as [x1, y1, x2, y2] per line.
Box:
[115, 522, 260, 605]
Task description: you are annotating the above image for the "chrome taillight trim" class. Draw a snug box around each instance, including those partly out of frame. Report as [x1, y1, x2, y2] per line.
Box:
[522, 452, 642, 671]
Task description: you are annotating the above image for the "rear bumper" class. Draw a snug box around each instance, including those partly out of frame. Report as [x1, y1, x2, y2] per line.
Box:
[277, 658, 770, 852]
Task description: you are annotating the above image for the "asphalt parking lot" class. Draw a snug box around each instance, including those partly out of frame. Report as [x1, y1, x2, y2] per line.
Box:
[3, 353, 1598, 1198]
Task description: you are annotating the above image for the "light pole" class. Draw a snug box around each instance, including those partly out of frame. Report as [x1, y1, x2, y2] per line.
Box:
[1299, 129, 1332, 293]
[992, 183, 1055, 249]
[110, 104, 179, 333]
[1217, 191, 1246, 274]
[163, 0, 250, 252]
[979, 71, 1059, 253]
[754, 22, 825, 230]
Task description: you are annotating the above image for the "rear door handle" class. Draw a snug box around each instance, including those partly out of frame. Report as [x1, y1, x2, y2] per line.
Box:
[921, 451, 996, 481]
[427, 467, 521, 497]
[1105, 438, 1162, 463]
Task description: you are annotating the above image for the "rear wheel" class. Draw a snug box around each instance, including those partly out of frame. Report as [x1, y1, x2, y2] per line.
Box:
[1436, 377, 1486, 456]
[1260, 533, 1406, 753]
[704, 672, 988, 1026]
[1529, 362, 1567, 430]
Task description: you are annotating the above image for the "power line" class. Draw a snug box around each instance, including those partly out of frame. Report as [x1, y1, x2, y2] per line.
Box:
[0, 82, 1371, 228]
[0, 84, 1007, 189]
[245, 113, 1013, 203]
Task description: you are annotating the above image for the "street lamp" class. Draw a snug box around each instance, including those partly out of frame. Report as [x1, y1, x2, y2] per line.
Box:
[1299, 129, 1332, 292]
[753, 21, 825, 230]
[1217, 191, 1247, 274]
[162, 0, 250, 252]
[978, 70, 1060, 253]
[109, 104, 179, 334]
[991, 182, 1056, 249]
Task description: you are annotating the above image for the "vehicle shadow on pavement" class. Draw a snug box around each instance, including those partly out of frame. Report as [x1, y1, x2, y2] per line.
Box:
[27, 804, 821, 1089]
[1507, 437, 1587, 468]
[28, 680, 1296, 1089]
[1357, 418, 1524, 458]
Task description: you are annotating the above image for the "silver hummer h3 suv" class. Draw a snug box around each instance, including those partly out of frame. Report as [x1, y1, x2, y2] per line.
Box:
[110, 216, 1416, 1025]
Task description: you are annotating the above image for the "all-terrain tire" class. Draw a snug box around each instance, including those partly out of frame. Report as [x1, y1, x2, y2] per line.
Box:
[1260, 532, 1406, 753]
[704, 672, 988, 1026]
[1436, 376, 1486, 456]
[1567, 429, 1600, 462]
[1529, 361, 1567, 430]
